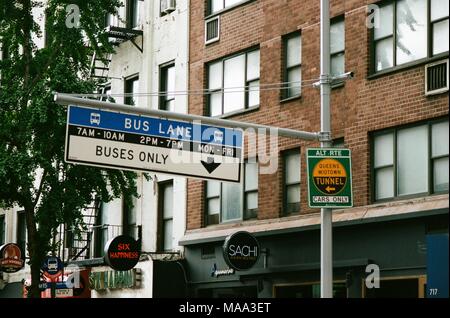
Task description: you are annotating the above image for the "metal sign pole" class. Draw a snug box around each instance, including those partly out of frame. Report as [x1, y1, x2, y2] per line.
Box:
[319, 0, 333, 298]
[54, 93, 319, 141]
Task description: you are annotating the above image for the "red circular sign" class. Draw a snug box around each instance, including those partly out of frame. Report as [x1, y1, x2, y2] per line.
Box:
[0, 243, 25, 273]
[104, 235, 140, 271]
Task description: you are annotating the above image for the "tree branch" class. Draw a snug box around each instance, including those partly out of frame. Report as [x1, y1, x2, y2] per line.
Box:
[21, 0, 33, 92]
[32, 168, 47, 210]
[27, 46, 61, 95]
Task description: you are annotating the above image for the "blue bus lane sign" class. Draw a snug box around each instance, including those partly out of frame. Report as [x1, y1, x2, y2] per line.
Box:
[65, 105, 244, 182]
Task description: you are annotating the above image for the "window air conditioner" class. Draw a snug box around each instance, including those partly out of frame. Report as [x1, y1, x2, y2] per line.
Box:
[205, 16, 220, 45]
[161, 0, 176, 14]
[425, 59, 449, 96]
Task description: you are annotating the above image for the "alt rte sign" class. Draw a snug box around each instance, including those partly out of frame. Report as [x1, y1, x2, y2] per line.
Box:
[65, 105, 243, 183]
[306, 148, 353, 208]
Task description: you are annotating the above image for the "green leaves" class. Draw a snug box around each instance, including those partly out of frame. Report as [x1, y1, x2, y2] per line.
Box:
[0, 0, 136, 289]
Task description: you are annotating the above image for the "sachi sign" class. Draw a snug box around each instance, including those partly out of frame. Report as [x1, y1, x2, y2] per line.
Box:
[104, 235, 140, 271]
[306, 148, 353, 208]
[0, 243, 25, 273]
[223, 231, 260, 271]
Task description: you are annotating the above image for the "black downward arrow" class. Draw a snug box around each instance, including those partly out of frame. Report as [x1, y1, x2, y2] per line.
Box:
[201, 157, 221, 174]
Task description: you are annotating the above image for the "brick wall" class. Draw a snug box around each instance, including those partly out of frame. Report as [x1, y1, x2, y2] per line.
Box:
[186, 0, 449, 230]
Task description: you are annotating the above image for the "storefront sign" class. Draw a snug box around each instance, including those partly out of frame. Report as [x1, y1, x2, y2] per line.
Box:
[426, 233, 449, 298]
[55, 288, 73, 298]
[104, 235, 140, 271]
[306, 148, 353, 208]
[28, 269, 91, 298]
[0, 243, 25, 273]
[89, 268, 142, 291]
[211, 263, 235, 278]
[223, 231, 260, 271]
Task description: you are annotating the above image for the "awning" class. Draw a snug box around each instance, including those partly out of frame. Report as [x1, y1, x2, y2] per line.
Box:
[180, 194, 449, 245]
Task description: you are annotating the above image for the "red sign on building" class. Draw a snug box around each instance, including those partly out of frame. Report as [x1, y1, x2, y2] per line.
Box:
[0, 243, 25, 273]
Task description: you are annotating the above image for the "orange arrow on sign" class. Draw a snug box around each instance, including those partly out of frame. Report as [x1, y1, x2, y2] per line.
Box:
[325, 186, 336, 193]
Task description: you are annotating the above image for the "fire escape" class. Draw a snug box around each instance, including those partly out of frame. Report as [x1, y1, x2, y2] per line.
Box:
[89, 10, 143, 98]
[62, 200, 101, 262]
[63, 10, 144, 263]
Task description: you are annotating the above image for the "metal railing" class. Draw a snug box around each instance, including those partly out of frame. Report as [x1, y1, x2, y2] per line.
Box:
[63, 224, 141, 262]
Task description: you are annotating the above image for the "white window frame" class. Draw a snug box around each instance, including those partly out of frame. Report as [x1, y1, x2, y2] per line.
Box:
[372, 118, 449, 202]
[205, 160, 258, 225]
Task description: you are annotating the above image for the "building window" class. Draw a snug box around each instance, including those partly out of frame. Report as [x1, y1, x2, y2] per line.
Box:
[208, 49, 260, 116]
[205, 161, 258, 225]
[159, 62, 176, 111]
[283, 33, 302, 99]
[0, 214, 5, 246]
[158, 181, 174, 251]
[161, 0, 177, 16]
[125, 75, 139, 106]
[274, 282, 347, 298]
[330, 18, 345, 76]
[104, 8, 119, 28]
[94, 203, 108, 258]
[244, 161, 258, 220]
[207, 0, 250, 15]
[364, 276, 426, 298]
[64, 224, 74, 257]
[201, 245, 216, 259]
[283, 149, 301, 214]
[123, 195, 137, 240]
[100, 85, 112, 102]
[104, 13, 113, 28]
[431, 0, 449, 55]
[372, 0, 449, 73]
[205, 181, 220, 225]
[198, 286, 258, 297]
[372, 118, 449, 201]
[333, 138, 345, 148]
[0, 40, 8, 61]
[17, 211, 26, 254]
[127, 0, 140, 29]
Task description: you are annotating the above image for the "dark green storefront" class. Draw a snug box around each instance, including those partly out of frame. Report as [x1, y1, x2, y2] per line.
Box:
[180, 209, 448, 298]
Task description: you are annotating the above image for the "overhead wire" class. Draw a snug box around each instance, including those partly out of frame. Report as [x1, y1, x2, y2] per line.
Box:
[64, 79, 320, 98]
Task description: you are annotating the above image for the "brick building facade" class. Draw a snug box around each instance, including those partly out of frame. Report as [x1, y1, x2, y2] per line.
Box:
[181, 0, 449, 298]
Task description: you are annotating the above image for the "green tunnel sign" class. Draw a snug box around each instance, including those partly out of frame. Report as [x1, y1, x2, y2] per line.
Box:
[307, 148, 353, 208]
